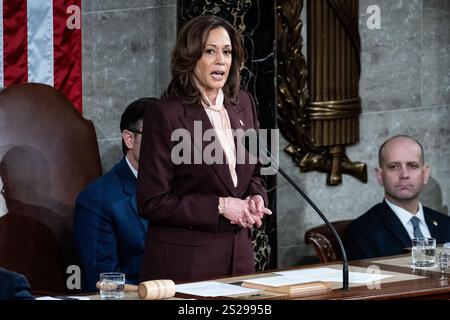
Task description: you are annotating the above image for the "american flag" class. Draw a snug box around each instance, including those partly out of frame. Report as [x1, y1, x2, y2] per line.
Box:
[0, 0, 82, 113]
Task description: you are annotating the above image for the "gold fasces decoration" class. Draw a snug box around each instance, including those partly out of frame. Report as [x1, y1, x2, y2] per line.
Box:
[296, 148, 367, 185]
[277, 0, 367, 185]
[276, 0, 322, 157]
[296, 98, 367, 185]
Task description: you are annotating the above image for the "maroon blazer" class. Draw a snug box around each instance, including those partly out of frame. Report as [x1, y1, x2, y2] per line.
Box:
[137, 90, 268, 282]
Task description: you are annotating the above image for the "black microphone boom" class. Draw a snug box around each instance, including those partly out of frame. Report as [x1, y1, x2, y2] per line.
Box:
[275, 164, 349, 290]
[244, 132, 349, 290]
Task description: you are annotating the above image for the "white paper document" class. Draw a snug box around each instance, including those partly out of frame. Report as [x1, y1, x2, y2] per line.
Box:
[36, 296, 91, 300]
[176, 281, 261, 297]
[36, 296, 62, 300]
[243, 275, 319, 287]
[275, 267, 393, 284]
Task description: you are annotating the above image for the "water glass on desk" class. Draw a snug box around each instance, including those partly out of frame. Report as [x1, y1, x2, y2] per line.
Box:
[444, 242, 450, 254]
[439, 242, 450, 273]
[412, 238, 436, 268]
[99, 272, 125, 299]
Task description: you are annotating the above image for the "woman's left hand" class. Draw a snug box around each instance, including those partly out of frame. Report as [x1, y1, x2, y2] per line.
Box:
[246, 195, 272, 228]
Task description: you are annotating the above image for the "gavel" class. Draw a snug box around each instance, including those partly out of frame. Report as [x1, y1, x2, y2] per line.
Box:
[96, 279, 176, 300]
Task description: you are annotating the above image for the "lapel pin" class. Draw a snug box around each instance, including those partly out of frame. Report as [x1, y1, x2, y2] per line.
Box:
[239, 119, 245, 127]
[433, 221, 438, 226]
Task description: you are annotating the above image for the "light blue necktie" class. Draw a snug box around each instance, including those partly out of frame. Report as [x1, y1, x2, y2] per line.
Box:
[410, 216, 425, 238]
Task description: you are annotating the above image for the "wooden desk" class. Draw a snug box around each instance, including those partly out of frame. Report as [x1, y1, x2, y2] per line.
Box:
[79, 253, 450, 300]
[183, 253, 450, 300]
[298, 256, 450, 300]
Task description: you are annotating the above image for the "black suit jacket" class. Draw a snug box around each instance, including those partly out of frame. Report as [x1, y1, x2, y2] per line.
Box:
[344, 201, 450, 261]
[0, 268, 34, 300]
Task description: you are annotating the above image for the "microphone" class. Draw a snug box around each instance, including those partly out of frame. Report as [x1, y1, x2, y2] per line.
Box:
[239, 129, 349, 290]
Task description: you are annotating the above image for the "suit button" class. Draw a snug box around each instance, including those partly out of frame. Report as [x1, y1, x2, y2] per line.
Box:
[188, 226, 193, 230]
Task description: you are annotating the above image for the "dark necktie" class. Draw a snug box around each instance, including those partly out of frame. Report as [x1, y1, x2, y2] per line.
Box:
[410, 216, 425, 238]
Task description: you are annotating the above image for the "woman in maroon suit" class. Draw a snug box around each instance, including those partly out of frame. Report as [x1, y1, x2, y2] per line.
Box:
[138, 15, 271, 282]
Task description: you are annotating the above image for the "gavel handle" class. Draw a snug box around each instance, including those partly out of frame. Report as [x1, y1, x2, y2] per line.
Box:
[95, 281, 138, 292]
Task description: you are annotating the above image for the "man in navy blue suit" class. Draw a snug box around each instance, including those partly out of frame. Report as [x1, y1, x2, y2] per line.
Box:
[74, 97, 156, 292]
[0, 267, 34, 300]
[344, 135, 450, 261]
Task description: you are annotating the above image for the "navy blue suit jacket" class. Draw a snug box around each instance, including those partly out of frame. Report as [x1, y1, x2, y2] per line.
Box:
[0, 268, 34, 300]
[74, 158, 148, 292]
[344, 200, 450, 261]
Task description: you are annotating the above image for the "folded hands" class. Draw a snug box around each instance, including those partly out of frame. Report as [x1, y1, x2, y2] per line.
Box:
[220, 195, 272, 229]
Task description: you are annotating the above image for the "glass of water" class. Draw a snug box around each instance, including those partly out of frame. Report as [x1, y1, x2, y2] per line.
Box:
[412, 238, 436, 268]
[443, 242, 450, 254]
[99, 272, 125, 299]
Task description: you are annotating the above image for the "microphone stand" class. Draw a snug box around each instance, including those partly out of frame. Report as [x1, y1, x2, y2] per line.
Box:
[260, 146, 349, 290]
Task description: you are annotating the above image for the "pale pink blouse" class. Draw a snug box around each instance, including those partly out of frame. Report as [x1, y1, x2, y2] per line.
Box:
[202, 89, 238, 187]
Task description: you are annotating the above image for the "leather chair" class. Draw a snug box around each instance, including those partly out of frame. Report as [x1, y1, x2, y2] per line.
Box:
[304, 220, 352, 263]
[0, 83, 102, 293]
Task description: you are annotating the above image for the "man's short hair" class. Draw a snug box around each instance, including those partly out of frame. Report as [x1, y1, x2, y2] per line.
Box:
[120, 97, 158, 155]
[378, 134, 425, 166]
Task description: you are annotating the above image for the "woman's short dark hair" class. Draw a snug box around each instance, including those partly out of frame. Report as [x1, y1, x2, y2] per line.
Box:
[164, 15, 245, 107]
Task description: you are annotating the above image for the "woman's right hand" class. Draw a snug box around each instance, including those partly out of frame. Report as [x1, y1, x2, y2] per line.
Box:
[221, 197, 255, 228]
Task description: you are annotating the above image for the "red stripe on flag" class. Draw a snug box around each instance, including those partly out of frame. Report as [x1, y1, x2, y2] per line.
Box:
[3, 0, 28, 87]
[53, 0, 82, 113]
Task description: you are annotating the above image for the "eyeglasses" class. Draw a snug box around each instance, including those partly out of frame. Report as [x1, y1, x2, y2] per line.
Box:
[126, 129, 142, 134]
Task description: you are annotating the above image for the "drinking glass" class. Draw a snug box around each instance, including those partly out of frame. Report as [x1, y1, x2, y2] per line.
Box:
[99, 272, 125, 299]
[411, 238, 436, 268]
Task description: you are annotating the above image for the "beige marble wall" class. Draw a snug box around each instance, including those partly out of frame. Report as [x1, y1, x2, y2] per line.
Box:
[82, 0, 176, 172]
[277, 0, 450, 267]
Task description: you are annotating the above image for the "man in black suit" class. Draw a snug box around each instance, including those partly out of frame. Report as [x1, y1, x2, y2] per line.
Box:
[0, 268, 34, 300]
[344, 135, 450, 260]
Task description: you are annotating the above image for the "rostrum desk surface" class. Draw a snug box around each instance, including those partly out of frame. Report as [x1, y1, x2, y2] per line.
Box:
[295, 255, 450, 300]
[75, 253, 450, 300]
[174, 253, 450, 300]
